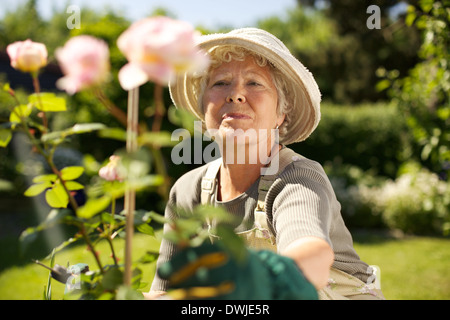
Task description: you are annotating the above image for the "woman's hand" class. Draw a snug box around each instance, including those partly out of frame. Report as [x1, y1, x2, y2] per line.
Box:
[156, 242, 318, 300]
[281, 236, 334, 290]
[143, 290, 166, 300]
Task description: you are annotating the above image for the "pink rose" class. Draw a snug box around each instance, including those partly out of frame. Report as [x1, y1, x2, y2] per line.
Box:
[7, 39, 48, 73]
[117, 16, 209, 90]
[99, 155, 124, 182]
[55, 36, 110, 95]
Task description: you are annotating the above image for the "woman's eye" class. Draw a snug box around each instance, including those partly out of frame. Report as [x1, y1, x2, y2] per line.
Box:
[248, 81, 261, 86]
[213, 81, 228, 86]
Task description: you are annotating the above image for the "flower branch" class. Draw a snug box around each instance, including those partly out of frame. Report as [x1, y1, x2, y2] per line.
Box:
[3, 16, 210, 300]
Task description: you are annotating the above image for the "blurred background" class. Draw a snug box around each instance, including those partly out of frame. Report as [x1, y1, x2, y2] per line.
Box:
[0, 0, 448, 299]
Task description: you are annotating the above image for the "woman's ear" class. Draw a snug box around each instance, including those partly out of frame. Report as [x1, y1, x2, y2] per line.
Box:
[277, 113, 286, 128]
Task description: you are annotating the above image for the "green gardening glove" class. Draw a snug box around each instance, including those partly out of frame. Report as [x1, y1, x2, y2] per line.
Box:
[157, 242, 318, 300]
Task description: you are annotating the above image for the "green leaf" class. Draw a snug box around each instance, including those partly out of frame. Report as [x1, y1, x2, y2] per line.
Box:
[116, 285, 144, 300]
[167, 105, 198, 134]
[136, 223, 155, 236]
[33, 174, 57, 183]
[44, 237, 80, 260]
[24, 182, 51, 197]
[138, 251, 159, 264]
[10, 104, 32, 125]
[45, 183, 69, 208]
[99, 127, 127, 141]
[3, 83, 11, 92]
[101, 267, 123, 291]
[215, 225, 248, 264]
[144, 211, 168, 225]
[0, 179, 14, 192]
[29, 93, 66, 112]
[405, 5, 417, 27]
[19, 209, 72, 253]
[65, 181, 84, 191]
[375, 79, 391, 92]
[60, 166, 84, 181]
[41, 123, 107, 144]
[77, 196, 111, 219]
[45, 249, 56, 300]
[40, 131, 65, 144]
[69, 123, 107, 134]
[100, 211, 116, 225]
[0, 129, 12, 148]
[128, 174, 164, 191]
[138, 131, 177, 147]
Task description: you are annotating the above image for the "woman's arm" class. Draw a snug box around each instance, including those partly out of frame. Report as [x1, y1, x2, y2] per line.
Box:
[281, 236, 334, 290]
[143, 290, 166, 300]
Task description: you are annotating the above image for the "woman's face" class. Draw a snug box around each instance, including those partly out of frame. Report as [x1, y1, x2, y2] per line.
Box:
[202, 56, 285, 144]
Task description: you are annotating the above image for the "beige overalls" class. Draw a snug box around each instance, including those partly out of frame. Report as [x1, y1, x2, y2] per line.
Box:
[200, 148, 385, 300]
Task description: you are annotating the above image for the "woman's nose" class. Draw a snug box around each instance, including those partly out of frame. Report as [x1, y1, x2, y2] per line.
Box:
[226, 85, 246, 104]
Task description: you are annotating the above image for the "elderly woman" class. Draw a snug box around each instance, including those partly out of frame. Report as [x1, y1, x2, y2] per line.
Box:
[148, 28, 384, 300]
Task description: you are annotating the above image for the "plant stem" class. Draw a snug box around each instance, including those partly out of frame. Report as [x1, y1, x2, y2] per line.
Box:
[32, 74, 48, 133]
[150, 84, 170, 200]
[107, 236, 118, 266]
[108, 197, 118, 265]
[151, 84, 165, 132]
[46, 155, 104, 273]
[124, 87, 139, 286]
[94, 89, 129, 128]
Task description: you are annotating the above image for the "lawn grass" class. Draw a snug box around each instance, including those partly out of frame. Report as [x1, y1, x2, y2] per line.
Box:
[0, 230, 449, 300]
[0, 233, 160, 300]
[352, 231, 450, 300]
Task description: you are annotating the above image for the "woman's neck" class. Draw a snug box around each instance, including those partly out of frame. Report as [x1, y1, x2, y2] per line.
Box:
[217, 142, 281, 201]
[218, 162, 261, 201]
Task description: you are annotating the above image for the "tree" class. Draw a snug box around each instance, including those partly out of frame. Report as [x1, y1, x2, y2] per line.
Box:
[263, 0, 423, 103]
[383, 0, 450, 179]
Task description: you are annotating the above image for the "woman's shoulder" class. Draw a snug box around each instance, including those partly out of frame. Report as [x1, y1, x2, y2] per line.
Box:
[172, 163, 209, 189]
[169, 160, 220, 203]
[277, 148, 329, 183]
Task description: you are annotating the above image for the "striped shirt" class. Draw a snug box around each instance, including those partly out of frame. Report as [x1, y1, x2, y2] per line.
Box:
[151, 148, 372, 292]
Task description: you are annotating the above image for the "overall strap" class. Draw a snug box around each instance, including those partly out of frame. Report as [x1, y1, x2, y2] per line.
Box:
[256, 147, 301, 213]
[200, 157, 222, 205]
[199, 148, 302, 209]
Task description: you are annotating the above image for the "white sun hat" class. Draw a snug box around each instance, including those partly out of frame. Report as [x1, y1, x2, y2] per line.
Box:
[169, 27, 321, 145]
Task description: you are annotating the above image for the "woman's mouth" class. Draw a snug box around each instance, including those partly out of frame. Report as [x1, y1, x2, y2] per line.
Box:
[222, 113, 251, 120]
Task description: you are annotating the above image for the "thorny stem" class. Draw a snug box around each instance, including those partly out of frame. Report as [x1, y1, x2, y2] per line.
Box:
[32, 74, 48, 134]
[105, 197, 118, 265]
[94, 88, 129, 129]
[150, 84, 170, 201]
[15, 75, 105, 274]
[151, 84, 165, 132]
[46, 155, 104, 273]
[124, 87, 139, 287]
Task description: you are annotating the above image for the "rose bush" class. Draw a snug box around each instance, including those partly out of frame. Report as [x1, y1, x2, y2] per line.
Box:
[1, 16, 218, 300]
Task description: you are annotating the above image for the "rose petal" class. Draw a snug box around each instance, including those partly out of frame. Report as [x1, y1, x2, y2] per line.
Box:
[118, 63, 149, 90]
[55, 36, 110, 94]
[117, 17, 210, 88]
[140, 62, 174, 86]
[6, 40, 47, 73]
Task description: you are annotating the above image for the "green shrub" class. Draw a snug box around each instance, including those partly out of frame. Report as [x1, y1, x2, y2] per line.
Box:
[325, 163, 387, 229]
[371, 165, 450, 236]
[294, 102, 412, 179]
[326, 160, 449, 236]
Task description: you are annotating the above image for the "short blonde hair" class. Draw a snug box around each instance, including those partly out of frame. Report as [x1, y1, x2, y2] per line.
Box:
[193, 45, 295, 139]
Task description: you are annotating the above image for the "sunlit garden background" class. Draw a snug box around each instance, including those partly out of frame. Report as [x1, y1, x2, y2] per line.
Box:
[0, 0, 449, 300]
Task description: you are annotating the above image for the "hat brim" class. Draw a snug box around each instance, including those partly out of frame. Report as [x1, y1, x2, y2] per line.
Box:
[169, 28, 321, 145]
